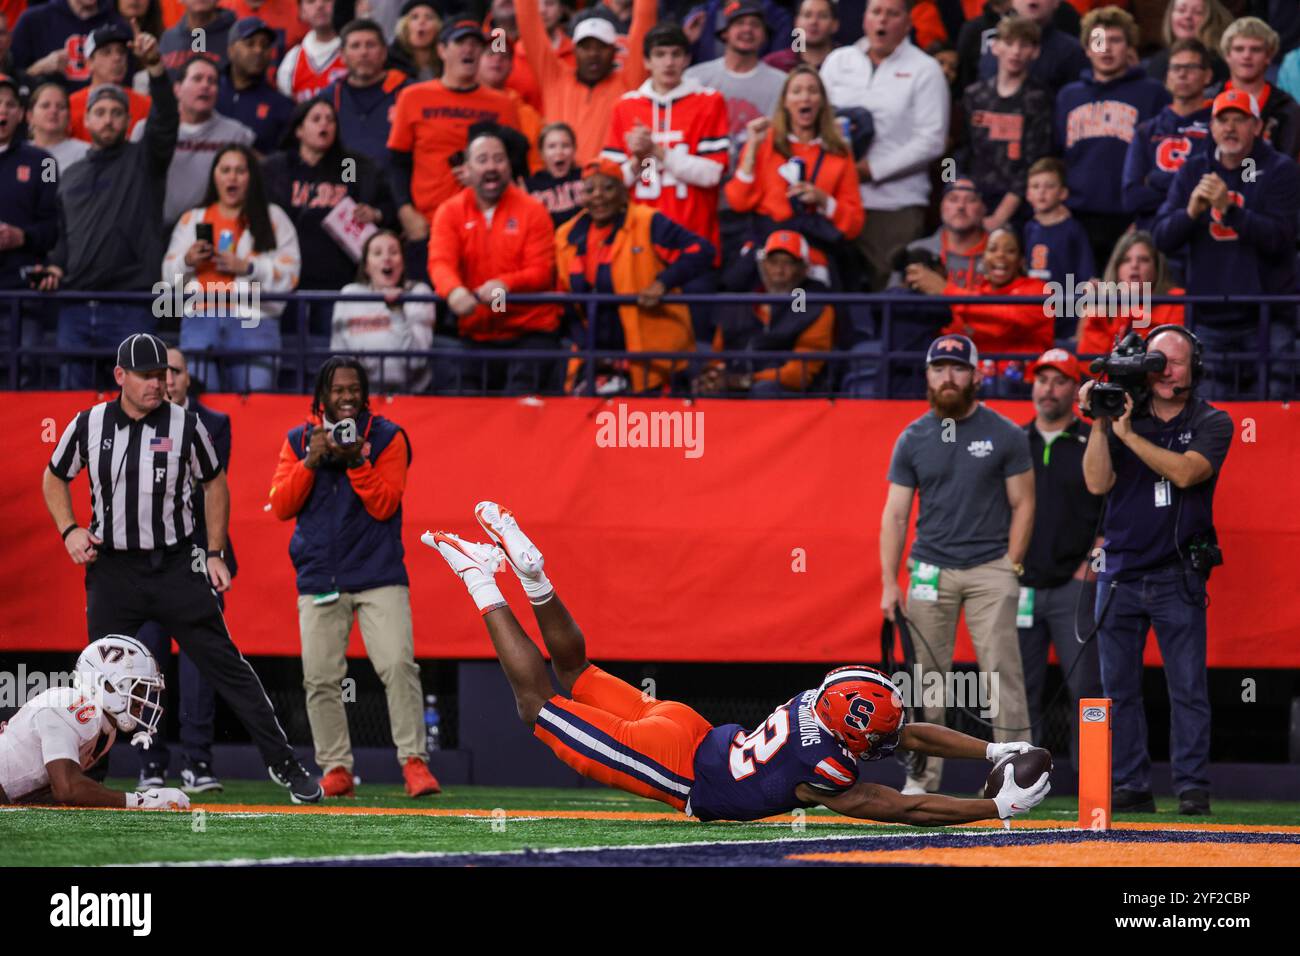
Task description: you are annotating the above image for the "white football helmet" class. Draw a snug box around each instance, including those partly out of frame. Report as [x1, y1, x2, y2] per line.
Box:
[74, 635, 165, 738]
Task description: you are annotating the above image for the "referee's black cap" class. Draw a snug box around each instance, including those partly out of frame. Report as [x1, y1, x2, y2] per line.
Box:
[116, 333, 170, 372]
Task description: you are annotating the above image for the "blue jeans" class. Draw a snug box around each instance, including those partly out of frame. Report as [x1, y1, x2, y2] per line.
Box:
[57, 302, 158, 389]
[134, 607, 220, 769]
[179, 314, 281, 392]
[1095, 563, 1211, 795]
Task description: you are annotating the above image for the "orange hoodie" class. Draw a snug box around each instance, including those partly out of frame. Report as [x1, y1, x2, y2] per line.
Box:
[943, 274, 1053, 363]
[516, 0, 653, 164]
[724, 136, 864, 240]
[428, 184, 559, 341]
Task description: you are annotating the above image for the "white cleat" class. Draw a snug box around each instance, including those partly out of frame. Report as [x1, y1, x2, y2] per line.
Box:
[474, 501, 544, 578]
[421, 531, 504, 582]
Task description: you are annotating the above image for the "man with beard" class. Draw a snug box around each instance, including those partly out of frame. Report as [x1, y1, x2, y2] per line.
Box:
[879, 333, 1035, 795]
[1017, 348, 1103, 769]
[40, 26, 176, 390]
[428, 130, 560, 393]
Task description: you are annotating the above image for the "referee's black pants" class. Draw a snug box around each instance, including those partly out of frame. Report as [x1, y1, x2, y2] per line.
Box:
[85, 547, 295, 768]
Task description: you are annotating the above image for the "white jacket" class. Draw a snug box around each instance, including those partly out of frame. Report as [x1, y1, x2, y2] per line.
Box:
[162, 204, 301, 324]
[330, 282, 436, 392]
[821, 38, 950, 211]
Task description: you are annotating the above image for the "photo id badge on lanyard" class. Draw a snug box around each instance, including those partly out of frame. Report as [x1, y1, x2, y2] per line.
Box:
[1154, 478, 1172, 508]
[908, 558, 940, 602]
[1016, 586, 1034, 628]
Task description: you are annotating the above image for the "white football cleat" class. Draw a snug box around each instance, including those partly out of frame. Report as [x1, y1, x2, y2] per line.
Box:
[474, 501, 544, 578]
[421, 531, 504, 581]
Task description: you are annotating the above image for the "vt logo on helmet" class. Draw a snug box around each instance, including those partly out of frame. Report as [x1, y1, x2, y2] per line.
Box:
[814, 665, 906, 760]
[74, 635, 165, 746]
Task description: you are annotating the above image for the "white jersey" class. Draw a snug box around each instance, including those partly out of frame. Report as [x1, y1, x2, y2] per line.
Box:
[0, 687, 116, 802]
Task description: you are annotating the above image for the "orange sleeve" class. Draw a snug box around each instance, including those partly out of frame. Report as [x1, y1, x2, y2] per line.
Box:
[346, 430, 409, 522]
[496, 199, 556, 292]
[724, 143, 766, 212]
[268, 437, 316, 521]
[516, 0, 566, 87]
[622, 0, 655, 88]
[498, 93, 523, 134]
[427, 200, 466, 297]
[910, 2, 947, 50]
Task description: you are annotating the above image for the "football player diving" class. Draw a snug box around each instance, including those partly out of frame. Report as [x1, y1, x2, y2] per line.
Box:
[425, 502, 1052, 824]
[0, 636, 190, 810]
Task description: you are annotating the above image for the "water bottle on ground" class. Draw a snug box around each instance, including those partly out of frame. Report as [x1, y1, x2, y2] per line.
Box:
[424, 694, 441, 753]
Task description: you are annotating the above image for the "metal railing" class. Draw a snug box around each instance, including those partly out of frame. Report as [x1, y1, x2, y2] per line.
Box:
[4, 288, 1295, 400]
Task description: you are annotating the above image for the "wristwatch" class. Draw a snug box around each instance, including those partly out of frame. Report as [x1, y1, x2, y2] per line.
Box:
[1011, 561, 1025, 577]
[206, 548, 226, 560]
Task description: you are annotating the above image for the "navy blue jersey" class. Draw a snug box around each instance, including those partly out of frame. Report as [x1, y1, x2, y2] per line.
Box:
[686, 689, 858, 822]
[1122, 105, 1212, 234]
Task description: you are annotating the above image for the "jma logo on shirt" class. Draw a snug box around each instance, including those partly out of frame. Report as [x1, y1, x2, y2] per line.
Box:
[967, 439, 994, 458]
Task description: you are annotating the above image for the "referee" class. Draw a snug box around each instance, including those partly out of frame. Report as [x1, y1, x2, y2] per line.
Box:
[41, 333, 322, 804]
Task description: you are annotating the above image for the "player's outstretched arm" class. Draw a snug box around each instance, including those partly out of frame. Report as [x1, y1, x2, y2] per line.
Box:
[46, 759, 131, 808]
[44, 759, 190, 810]
[898, 722, 1030, 760]
[796, 780, 1000, 826]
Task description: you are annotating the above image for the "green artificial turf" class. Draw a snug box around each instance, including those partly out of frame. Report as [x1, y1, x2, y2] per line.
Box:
[0, 781, 1294, 867]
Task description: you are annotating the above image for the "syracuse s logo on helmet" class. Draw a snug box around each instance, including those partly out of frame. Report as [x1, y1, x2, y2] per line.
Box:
[844, 695, 876, 731]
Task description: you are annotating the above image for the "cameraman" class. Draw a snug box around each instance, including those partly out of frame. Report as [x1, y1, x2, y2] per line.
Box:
[1078, 326, 1233, 816]
[267, 356, 441, 800]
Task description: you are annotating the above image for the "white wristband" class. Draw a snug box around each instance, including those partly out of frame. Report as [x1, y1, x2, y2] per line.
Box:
[125, 791, 141, 809]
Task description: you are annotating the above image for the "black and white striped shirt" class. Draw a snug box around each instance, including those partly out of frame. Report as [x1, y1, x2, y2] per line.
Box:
[48, 399, 222, 551]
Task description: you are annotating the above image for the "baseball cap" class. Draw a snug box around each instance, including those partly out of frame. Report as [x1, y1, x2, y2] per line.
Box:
[85, 24, 131, 59]
[439, 18, 488, 45]
[926, 334, 979, 368]
[573, 16, 618, 46]
[230, 16, 275, 44]
[0, 74, 22, 100]
[1212, 88, 1260, 119]
[759, 229, 810, 263]
[716, 0, 769, 39]
[117, 333, 170, 372]
[1028, 347, 1083, 381]
[399, 0, 438, 15]
[582, 157, 625, 181]
[942, 175, 979, 195]
[86, 83, 130, 112]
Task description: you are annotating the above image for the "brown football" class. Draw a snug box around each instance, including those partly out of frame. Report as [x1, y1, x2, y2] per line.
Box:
[984, 747, 1053, 798]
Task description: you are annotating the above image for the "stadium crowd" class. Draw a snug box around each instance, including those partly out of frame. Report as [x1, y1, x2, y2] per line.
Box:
[2, 0, 1299, 397]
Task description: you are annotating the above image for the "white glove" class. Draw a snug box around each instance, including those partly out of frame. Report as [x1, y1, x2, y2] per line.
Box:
[986, 741, 1033, 763]
[133, 787, 191, 810]
[992, 765, 1050, 819]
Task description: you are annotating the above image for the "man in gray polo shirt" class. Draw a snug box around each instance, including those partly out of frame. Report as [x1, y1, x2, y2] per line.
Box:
[879, 333, 1035, 794]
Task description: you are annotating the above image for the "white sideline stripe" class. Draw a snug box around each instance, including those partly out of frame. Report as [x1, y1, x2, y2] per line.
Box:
[105, 826, 1235, 868]
[536, 708, 691, 797]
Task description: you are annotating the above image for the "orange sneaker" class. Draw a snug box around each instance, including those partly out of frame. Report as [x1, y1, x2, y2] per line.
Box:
[321, 766, 355, 797]
[403, 757, 441, 797]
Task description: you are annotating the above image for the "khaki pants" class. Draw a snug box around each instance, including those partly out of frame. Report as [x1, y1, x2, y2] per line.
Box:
[901, 556, 1030, 793]
[298, 585, 424, 773]
[857, 205, 928, 291]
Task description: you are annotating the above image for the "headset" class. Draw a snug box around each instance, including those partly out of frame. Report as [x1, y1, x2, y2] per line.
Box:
[1145, 324, 1204, 388]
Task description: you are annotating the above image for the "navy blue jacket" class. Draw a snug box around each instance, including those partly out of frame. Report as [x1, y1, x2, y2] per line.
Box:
[0, 142, 59, 290]
[10, 0, 130, 92]
[217, 72, 294, 156]
[1056, 67, 1171, 216]
[1152, 137, 1300, 304]
[321, 70, 410, 170]
[285, 412, 410, 595]
[1122, 104, 1212, 234]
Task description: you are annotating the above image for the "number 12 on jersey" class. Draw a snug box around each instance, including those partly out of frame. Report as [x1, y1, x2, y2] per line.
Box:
[729, 708, 791, 780]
